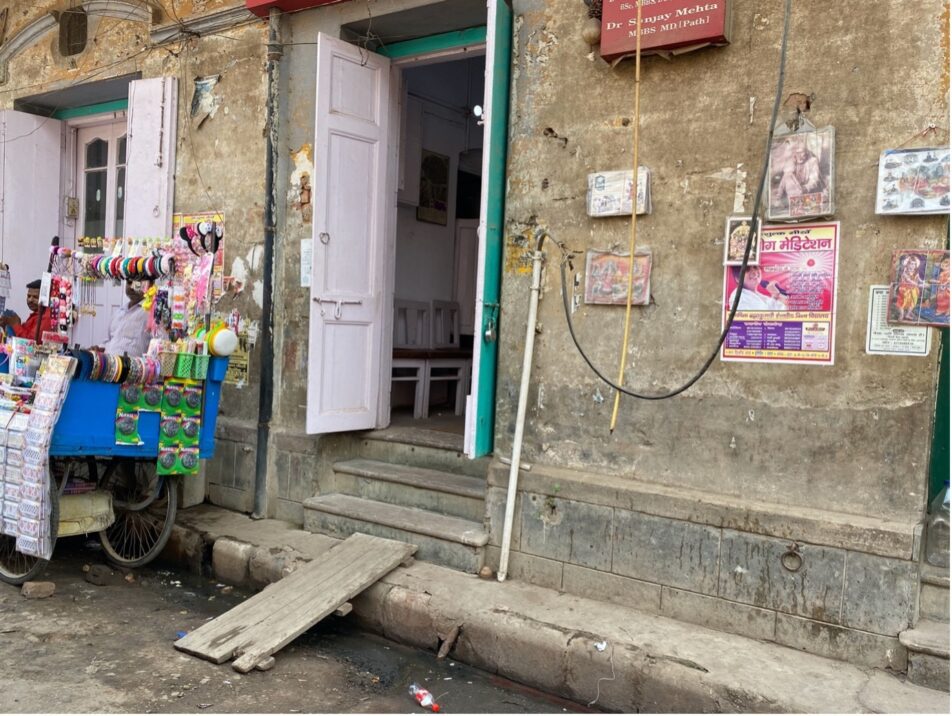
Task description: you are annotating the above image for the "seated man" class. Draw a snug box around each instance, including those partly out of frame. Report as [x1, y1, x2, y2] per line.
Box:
[94, 280, 153, 356]
[0, 279, 54, 340]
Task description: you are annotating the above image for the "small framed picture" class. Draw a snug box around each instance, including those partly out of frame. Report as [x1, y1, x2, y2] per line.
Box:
[887, 249, 949, 328]
[723, 216, 760, 266]
[583, 249, 652, 306]
[416, 149, 450, 225]
[767, 126, 835, 221]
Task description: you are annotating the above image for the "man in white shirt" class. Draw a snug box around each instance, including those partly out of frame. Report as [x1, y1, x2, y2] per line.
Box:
[729, 267, 788, 311]
[94, 280, 152, 356]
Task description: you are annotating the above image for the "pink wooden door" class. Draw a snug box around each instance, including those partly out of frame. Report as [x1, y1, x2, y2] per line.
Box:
[0, 111, 63, 319]
[307, 34, 391, 434]
[125, 77, 177, 240]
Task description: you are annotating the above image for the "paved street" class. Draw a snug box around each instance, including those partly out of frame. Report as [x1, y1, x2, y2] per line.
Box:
[0, 539, 590, 714]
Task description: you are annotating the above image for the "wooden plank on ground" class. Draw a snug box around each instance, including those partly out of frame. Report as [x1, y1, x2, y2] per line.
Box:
[174, 533, 416, 668]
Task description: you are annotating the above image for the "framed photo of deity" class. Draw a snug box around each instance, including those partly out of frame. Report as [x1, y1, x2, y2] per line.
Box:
[875, 147, 950, 215]
[767, 126, 835, 221]
[723, 216, 760, 266]
[583, 249, 652, 306]
[887, 249, 949, 328]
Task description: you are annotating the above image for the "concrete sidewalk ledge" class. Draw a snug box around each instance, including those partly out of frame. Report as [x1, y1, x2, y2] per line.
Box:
[163, 505, 949, 714]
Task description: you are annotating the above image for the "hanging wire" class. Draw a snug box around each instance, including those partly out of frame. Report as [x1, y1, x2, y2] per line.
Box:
[546, 0, 793, 401]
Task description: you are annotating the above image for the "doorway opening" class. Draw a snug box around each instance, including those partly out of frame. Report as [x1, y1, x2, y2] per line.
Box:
[388, 55, 485, 439]
[306, 7, 511, 458]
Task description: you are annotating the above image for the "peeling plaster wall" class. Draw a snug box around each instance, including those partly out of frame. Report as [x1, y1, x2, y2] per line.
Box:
[498, 0, 949, 525]
[0, 1, 269, 512]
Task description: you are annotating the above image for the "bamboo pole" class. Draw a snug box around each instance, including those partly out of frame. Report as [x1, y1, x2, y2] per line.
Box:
[609, 1, 644, 434]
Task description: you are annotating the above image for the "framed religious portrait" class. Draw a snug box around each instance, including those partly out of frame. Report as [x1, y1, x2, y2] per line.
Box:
[875, 147, 950, 215]
[583, 249, 652, 306]
[887, 249, 949, 328]
[767, 126, 835, 221]
[723, 216, 760, 266]
[416, 149, 450, 225]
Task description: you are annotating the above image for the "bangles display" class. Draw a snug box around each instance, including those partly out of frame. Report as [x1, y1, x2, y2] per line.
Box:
[73, 350, 163, 385]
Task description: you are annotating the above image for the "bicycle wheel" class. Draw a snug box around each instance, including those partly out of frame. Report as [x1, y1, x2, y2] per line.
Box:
[98, 460, 178, 569]
[0, 462, 63, 586]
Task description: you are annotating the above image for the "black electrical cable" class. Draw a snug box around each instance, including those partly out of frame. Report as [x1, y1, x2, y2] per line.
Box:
[551, 0, 793, 401]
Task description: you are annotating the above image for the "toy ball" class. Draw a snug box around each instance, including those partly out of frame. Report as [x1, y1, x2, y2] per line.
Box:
[209, 328, 239, 357]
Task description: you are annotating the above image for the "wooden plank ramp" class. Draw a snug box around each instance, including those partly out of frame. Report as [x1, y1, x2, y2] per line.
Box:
[174, 533, 416, 672]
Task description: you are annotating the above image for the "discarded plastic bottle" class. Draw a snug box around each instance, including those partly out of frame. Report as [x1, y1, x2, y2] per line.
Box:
[408, 683, 441, 712]
[925, 481, 950, 568]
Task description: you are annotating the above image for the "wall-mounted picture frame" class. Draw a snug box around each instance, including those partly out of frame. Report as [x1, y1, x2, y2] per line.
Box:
[416, 149, 450, 225]
[723, 216, 760, 266]
[875, 147, 950, 215]
[768, 126, 835, 221]
[583, 249, 652, 306]
[888, 249, 949, 328]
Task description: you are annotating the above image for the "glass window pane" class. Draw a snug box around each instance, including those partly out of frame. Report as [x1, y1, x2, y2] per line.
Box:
[84, 169, 106, 237]
[85, 139, 108, 169]
[114, 167, 125, 236]
[117, 136, 127, 166]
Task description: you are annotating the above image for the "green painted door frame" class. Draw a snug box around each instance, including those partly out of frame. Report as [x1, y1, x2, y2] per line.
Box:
[474, 6, 512, 457]
[374, 12, 512, 458]
[929, 326, 949, 503]
[51, 99, 128, 120]
[929, 223, 950, 504]
[376, 26, 487, 59]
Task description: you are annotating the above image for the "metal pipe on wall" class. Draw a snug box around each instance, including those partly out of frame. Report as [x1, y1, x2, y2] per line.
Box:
[253, 7, 282, 519]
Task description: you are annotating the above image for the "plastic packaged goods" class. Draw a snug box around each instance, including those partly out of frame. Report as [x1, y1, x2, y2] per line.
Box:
[925, 481, 950, 568]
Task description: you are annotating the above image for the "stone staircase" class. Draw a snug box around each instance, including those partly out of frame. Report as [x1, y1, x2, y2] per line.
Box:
[303, 426, 491, 573]
[900, 553, 950, 691]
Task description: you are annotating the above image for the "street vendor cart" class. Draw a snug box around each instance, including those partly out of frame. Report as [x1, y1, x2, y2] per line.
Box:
[0, 223, 233, 586]
[0, 353, 229, 585]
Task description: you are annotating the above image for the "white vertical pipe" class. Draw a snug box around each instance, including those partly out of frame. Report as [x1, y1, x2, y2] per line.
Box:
[498, 244, 544, 582]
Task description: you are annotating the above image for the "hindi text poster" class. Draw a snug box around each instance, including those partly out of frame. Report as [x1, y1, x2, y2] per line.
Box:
[721, 222, 840, 365]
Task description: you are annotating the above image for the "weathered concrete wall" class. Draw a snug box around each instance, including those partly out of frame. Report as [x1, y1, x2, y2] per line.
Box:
[497, 0, 949, 526]
[0, 1, 269, 511]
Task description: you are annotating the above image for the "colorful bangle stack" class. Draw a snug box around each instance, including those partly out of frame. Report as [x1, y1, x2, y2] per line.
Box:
[83, 252, 175, 282]
[80, 352, 161, 385]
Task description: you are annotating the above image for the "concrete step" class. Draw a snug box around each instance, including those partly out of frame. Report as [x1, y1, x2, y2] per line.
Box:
[900, 619, 950, 692]
[354, 429, 492, 479]
[333, 459, 486, 521]
[360, 426, 465, 452]
[921, 561, 950, 588]
[303, 493, 488, 574]
[920, 580, 950, 623]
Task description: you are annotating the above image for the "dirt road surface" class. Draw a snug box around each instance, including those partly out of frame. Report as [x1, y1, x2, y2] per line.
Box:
[0, 540, 592, 714]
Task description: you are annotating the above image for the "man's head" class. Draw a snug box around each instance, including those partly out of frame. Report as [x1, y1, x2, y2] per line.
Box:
[25, 279, 42, 313]
[125, 280, 150, 305]
[733, 266, 762, 290]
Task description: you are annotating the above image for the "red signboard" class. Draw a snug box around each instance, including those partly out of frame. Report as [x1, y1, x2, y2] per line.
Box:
[600, 0, 732, 62]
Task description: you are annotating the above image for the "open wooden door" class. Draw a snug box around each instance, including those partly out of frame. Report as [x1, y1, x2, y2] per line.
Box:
[0, 111, 63, 318]
[306, 34, 392, 435]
